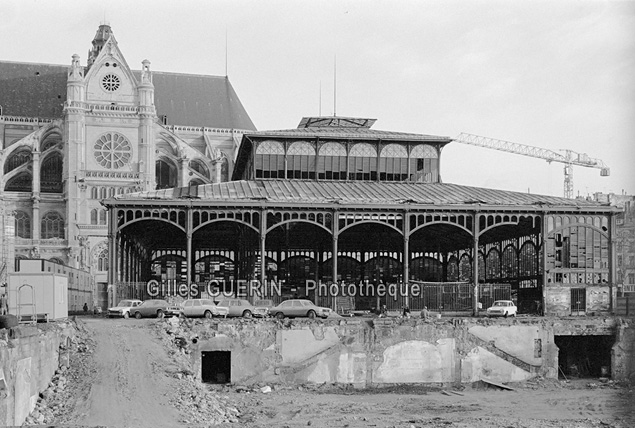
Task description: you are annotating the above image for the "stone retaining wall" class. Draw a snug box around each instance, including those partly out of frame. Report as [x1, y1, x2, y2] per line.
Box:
[0, 322, 74, 426]
[173, 316, 633, 387]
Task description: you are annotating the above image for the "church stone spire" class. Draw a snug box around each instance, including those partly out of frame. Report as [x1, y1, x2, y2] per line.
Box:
[87, 23, 113, 68]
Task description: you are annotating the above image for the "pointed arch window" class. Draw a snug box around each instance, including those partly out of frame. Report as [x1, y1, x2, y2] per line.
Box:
[156, 158, 177, 189]
[349, 143, 377, 181]
[91, 209, 98, 225]
[97, 248, 109, 272]
[4, 172, 32, 192]
[41, 152, 63, 193]
[4, 150, 30, 174]
[99, 209, 107, 225]
[317, 142, 347, 180]
[41, 211, 65, 239]
[14, 210, 31, 239]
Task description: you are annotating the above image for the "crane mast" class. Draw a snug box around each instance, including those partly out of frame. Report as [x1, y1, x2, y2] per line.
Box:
[452, 133, 610, 198]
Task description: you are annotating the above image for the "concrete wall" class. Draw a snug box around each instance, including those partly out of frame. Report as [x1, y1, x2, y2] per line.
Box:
[185, 317, 633, 387]
[612, 319, 635, 382]
[0, 323, 73, 426]
[545, 286, 611, 316]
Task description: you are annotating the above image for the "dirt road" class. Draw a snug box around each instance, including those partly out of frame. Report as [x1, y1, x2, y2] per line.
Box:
[59, 318, 182, 427]
[232, 381, 635, 428]
[33, 317, 634, 428]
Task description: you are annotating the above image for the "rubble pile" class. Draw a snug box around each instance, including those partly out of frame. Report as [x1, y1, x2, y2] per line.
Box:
[156, 317, 243, 425]
[24, 319, 94, 426]
[172, 377, 241, 425]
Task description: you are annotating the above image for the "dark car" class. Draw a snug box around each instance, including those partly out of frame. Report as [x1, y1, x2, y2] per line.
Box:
[269, 299, 331, 319]
[132, 299, 181, 319]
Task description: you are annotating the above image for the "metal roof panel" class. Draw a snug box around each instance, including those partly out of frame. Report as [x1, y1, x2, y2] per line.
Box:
[111, 180, 607, 209]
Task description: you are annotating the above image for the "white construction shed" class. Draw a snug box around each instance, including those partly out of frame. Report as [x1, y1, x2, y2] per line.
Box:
[7, 272, 68, 321]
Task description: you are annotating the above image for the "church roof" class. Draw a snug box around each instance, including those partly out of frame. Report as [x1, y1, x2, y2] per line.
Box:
[0, 60, 255, 130]
[105, 179, 610, 211]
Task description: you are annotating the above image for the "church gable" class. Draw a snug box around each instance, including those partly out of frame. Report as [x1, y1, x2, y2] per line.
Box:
[84, 36, 138, 105]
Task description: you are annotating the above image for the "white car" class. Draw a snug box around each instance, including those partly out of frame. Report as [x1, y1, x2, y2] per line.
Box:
[108, 299, 143, 318]
[215, 298, 255, 318]
[253, 299, 274, 318]
[269, 299, 332, 319]
[486, 300, 517, 318]
[182, 299, 229, 318]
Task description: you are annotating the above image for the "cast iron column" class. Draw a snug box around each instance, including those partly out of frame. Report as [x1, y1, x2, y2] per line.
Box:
[260, 209, 267, 288]
[541, 214, 548, 316]
[186, 207, 193, 299]
[31, 152, 41, 241]
[472, 212, 480, 316]
[609, 211, 617, 310]
[403, 210, 410, 307]
[332, 210, 339, 285]
[107, 207, 117, 307]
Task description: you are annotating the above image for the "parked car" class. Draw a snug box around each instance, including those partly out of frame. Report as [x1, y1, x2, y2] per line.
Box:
[215, 298, 255, 318]
[253, 299, 274, 318]
[108, 299, 143, 319]
[182, 298, 228, 318]
[131, 299, 181, 319]
[486, 300, 517, 318]
[269, 299, 331, 319]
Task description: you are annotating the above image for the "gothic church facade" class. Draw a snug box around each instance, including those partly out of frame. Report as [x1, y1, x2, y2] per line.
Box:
[0, 24, 255, 303]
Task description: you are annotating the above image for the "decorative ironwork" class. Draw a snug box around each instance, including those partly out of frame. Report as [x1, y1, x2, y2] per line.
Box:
[256, 140, 285, 154]
[339, 211, 403, 233]
[266, 210, 332, 232]
[381, 143, 408, 158]
[349, 142, 377, 157]
[410, 144, 438, 159]
[287, 141, 315, 155]
[318, 142, 346, 156]
[409, 212, 472, 235]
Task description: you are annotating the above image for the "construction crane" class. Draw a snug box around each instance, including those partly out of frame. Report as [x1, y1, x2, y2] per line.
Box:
[452, 133, 610, 199]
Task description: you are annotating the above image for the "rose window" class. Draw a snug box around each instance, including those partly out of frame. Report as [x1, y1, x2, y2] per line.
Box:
[94, 133, 131, 169]
[101, 74, 121, 92]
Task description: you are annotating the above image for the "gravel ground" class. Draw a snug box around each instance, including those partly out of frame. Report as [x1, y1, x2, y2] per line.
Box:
[22, 316, 635, 428]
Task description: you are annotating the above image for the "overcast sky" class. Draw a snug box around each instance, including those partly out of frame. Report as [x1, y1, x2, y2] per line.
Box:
[2, 0, 634, 198]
